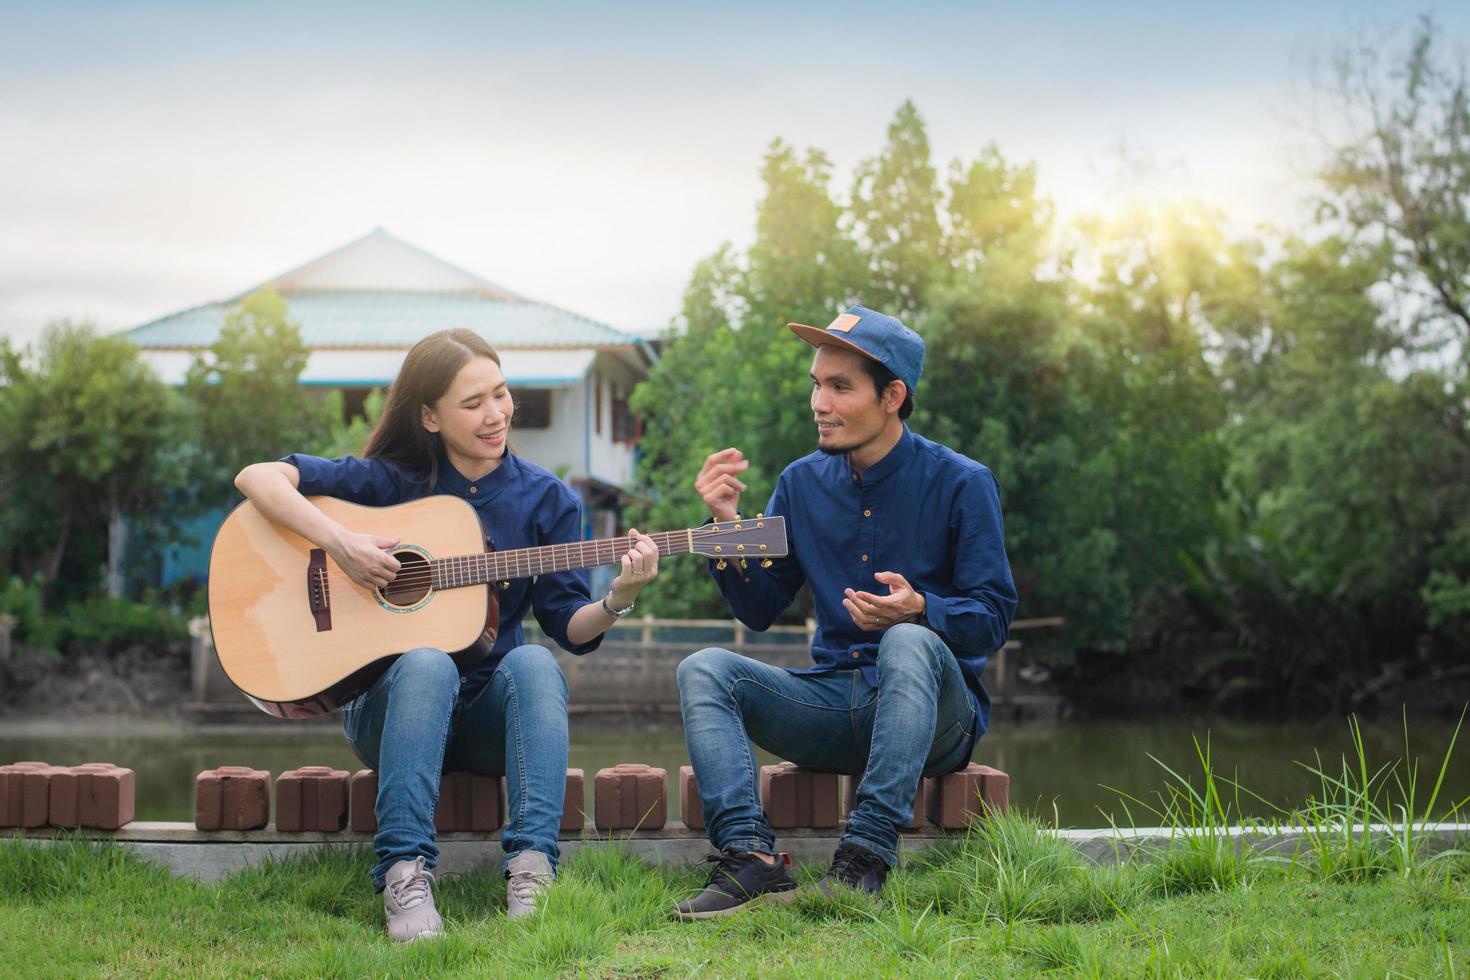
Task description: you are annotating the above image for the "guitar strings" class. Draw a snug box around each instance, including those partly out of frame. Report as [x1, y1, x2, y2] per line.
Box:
[372, 524, 780, 595]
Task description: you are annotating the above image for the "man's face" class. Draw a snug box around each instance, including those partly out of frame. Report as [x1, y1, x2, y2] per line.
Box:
[810, 345, 895, 454]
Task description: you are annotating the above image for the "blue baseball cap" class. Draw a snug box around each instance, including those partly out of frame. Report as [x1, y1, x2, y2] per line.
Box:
[788, 305, 925, 396]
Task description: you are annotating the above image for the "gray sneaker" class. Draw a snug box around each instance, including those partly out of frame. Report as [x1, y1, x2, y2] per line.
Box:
[506, 850, 555, 920]
[383, 857, 444, 942]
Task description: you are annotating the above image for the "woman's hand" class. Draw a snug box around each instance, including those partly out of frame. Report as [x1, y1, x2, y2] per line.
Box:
[330, 530, 402, 590]
[608, 529, 660, 607]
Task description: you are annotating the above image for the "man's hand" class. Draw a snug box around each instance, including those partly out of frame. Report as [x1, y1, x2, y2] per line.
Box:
[694, 448, 749, 523]
[330, 530, 401, 590]
[843, 571, 926, 633]
[608, 529, 660, 608]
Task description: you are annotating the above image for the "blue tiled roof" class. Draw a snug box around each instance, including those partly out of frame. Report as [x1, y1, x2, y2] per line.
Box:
[126, 290, 643, 349]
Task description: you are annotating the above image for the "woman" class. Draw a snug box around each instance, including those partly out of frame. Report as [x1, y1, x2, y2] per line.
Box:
[234, 328, 658, 941]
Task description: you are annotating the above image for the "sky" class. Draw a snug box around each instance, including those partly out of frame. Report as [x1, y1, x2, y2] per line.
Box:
[2, 0, 1467, 345]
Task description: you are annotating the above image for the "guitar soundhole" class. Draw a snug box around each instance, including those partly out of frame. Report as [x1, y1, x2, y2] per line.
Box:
[378, 551, 431, 608]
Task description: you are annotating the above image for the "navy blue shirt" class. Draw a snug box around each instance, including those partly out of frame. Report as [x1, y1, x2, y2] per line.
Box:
[281, 450, 601, 699]
[711, 426, 1018, 746]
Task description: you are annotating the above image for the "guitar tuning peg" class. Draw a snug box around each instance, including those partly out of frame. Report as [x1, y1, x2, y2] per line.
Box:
[738, 558, 749, 570]
[761, 559, 773, 568]
[756, 513, 764, 519]
[715, 560, 728, 571]
[501, 581, 510, 589]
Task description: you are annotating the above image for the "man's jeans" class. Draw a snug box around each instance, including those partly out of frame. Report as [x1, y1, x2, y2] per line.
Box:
[677, 623, 976, 866]
[343, 644, 569, 890]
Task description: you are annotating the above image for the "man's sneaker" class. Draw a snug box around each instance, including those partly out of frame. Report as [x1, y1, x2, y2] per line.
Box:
[673, 850, 798, 921]
[506, 850, 555, 920]
[816, 842, 889, 899]
[383, 857, 444, 942]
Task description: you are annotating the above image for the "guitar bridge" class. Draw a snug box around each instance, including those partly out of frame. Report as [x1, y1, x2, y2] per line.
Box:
[308, 549, 332, 632]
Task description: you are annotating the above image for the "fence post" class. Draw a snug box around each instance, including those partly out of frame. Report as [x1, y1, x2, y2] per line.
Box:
[0, 613, 14, 663]
[641, 614, 653, 647]
[733, 621, 745, 651]
[806, 618, 816, 645]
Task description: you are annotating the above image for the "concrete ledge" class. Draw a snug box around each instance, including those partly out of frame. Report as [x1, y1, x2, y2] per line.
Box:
[5, 822, 1468, 882]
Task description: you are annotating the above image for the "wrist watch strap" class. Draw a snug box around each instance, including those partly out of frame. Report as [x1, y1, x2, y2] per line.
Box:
[602, 593, 636, 618]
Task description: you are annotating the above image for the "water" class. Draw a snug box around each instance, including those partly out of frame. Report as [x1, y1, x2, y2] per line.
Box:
[2, 715, 1466, 826]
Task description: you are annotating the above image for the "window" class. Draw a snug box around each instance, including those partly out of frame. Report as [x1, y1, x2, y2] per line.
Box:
[514, 388, 552, 429]
[611, 389, 639, 443]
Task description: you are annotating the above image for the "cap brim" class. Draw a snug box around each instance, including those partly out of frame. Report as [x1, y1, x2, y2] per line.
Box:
[787, 322, 881, 364]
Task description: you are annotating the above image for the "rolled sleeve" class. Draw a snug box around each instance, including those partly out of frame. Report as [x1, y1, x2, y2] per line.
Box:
[530, 486, 602, 656]
[278, 453, 410, 507]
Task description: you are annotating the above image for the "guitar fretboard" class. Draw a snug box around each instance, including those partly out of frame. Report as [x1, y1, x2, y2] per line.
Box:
[428, 530, 695, 589]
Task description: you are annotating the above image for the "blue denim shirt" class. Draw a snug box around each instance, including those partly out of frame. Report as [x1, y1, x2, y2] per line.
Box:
[281, 450, 601, 699]
[710, 426, 1018, 742]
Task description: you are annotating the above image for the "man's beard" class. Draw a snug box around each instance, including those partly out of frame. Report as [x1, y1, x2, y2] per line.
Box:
[816, 443, 845, 456]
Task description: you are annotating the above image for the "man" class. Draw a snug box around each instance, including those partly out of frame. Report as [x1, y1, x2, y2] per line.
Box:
[673, 305, 1017, 920]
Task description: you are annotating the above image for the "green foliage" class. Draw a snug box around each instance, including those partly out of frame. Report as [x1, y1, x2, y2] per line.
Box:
[0, 322, 184, 600]
[183, 287, 338, 508]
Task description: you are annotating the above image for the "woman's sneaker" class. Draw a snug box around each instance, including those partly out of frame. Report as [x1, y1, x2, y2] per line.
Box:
[383, 857, 444, 941]
[506, 850, 555, 920]
[673, 850, 798, 921]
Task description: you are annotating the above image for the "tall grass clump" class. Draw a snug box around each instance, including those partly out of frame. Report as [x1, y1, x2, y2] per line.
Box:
[1290, 711, 1468, 881]
[1104, 735, 1271, 897]
[922, 807, 1136, 928]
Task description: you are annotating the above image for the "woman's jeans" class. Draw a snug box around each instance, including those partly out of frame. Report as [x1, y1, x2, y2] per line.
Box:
[677, 623, 977, 867]
[342, 644, 569, 890]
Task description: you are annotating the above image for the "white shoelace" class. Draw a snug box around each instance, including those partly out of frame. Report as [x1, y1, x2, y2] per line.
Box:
[508, 869, 553, 907]
[388, 857, 435, 910]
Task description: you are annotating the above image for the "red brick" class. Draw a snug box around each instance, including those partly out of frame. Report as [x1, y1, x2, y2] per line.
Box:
[679, 766, 703, 831]
[48, 767, 80, 828]
[760, 763, 840, 829]
[0, 763, 52, 828]
[594, 764, 666, 830]
[349, 770, 378, 832]
[74, 763, 135, 830]
[925, 763, 1010, 829]
[561, 769, 586, 832]
[434, 772, 504, 832]
[275, 767, 349, 832]
[194, 767, 271, 831]
[841, 775, 930, 830]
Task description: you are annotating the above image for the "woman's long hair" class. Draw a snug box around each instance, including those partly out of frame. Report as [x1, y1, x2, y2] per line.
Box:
[364, 328, 502, 489]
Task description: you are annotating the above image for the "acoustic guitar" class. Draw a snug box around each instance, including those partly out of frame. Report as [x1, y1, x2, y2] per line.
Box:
[207, 495, 787, 718]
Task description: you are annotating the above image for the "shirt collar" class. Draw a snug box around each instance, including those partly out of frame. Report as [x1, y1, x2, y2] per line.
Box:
[435, 448, 518, 498]
[846, 424, 915, 486]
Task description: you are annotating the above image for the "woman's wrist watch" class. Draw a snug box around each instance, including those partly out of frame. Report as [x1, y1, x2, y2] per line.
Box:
[602, 592, 636, 618]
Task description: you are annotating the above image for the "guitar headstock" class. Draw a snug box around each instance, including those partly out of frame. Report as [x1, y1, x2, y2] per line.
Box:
[689, 515, 789, 559]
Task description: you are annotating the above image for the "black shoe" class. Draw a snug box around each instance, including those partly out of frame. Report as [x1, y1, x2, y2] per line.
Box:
[673, 850, 798, 921]
[816, 842, 889, 899]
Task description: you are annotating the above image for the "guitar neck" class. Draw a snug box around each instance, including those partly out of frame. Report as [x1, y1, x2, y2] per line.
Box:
[429, 530, 697, 590]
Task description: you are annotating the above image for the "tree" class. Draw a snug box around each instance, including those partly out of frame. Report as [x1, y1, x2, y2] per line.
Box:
[1321, 16, 1470, 364]
[183, 288, 337, 508]
[0, 323, 183, 603]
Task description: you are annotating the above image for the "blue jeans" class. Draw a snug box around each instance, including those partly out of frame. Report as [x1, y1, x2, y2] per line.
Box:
[342, 644, 569, 890]
[677, 623, 976, 866]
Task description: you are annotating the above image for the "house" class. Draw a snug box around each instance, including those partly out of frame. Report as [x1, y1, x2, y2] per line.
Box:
[123, 228, 657, 593]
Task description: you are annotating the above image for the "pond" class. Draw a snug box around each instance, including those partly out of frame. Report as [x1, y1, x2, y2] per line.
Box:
[2, 714, 1466, 827]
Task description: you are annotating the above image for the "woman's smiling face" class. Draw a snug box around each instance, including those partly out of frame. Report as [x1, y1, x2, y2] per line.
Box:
[420, 354, 514, 477]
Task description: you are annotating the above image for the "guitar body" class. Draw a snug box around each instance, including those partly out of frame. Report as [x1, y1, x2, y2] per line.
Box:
[208, 495, 494, 718]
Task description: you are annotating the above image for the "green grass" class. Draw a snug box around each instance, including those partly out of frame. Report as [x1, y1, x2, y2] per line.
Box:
[3, 721, 1468, 977]
[3, 816, 1467, 978]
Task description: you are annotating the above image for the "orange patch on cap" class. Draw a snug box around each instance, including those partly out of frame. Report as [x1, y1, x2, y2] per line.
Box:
[826, 313, 861, 333]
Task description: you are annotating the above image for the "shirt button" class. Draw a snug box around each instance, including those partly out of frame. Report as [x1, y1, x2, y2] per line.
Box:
[861, 554, 869, 562]
[863, 509, 871, 517]
[850, 651, 861, 659]
[469, 486, 478, 494]
[460, 675, 468, 684]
